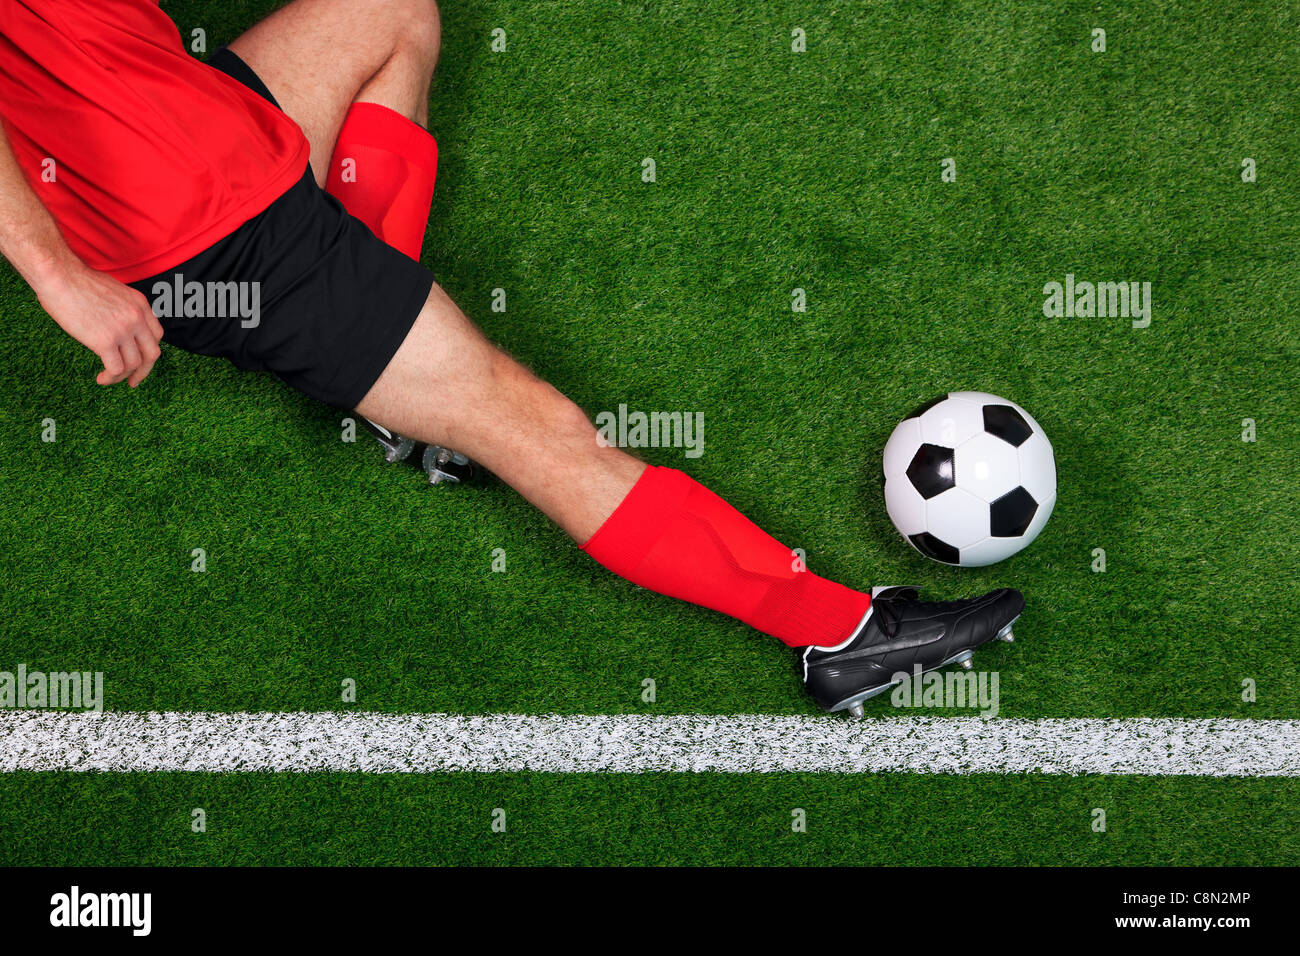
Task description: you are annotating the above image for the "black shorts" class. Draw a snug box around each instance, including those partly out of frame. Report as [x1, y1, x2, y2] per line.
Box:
[128, 48, 434, 409]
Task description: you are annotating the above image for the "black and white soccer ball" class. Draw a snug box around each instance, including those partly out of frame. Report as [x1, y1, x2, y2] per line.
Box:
[883, 392, 1056, 567]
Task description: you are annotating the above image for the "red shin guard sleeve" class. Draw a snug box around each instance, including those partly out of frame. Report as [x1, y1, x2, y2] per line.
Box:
[581, 467, 870, 647]
[324, 102, 438, 260]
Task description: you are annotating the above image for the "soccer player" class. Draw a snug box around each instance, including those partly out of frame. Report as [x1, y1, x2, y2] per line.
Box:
[0, 0, 1022, 715]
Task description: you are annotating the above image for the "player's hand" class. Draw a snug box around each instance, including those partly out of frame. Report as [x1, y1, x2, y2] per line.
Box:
[34, 262, 165, 387]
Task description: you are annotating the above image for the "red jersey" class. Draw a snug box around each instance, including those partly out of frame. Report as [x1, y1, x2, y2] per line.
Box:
[0, 0, 309, 281]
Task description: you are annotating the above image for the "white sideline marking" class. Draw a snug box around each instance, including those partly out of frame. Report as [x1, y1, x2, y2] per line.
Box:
[1, 713, 1298, 775]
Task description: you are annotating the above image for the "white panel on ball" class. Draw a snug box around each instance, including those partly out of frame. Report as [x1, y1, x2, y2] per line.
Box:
[882, 417, 922, 480]
[917, 396, 984, 449]
[957, 535, 1025, 568]
[925, 487, 990, 549]
[954, 432, 1021, 503]
[883, 476, 927, 536]
[1017, 431, 1058, 505]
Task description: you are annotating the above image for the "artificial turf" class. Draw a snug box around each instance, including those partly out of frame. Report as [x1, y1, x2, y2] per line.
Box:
[1, 0, 1297, 865]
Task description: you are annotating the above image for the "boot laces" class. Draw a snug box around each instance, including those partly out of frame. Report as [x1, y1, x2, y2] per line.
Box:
[872, 597, 906, 639]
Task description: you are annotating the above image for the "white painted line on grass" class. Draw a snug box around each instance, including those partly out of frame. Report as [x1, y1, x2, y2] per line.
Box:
[2, 713, 1298, 775]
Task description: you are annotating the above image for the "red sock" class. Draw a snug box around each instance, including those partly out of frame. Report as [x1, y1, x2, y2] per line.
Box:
[324, 102, 438, 260]
[581, 467, 870, 647]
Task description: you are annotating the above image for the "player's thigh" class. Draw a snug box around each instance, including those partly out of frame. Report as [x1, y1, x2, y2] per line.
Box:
[355, 284, 516, 452]
[227, 0, 426, 183]
[356, 282, 594, 464]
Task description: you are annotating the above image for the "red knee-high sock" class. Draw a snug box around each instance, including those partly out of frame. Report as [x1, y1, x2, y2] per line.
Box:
[324, 102, 438, 260]
[581, 466, 870, 647]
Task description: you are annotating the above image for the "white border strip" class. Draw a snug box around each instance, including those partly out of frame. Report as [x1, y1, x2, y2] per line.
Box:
[2, 713, 1298, 775]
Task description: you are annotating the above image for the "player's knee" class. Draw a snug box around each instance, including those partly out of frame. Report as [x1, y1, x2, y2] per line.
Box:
[392, 0, 441, 69]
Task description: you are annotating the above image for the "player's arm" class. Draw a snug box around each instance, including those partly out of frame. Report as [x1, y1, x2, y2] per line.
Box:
[0, 124, 163, 387]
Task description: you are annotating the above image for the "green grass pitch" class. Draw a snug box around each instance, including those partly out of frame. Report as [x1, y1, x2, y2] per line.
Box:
[1, 0, 1298, 865]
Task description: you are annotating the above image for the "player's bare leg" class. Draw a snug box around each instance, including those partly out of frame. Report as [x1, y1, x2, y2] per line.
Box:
[228, 0, 441, 181]
[356, 284, 644, 543]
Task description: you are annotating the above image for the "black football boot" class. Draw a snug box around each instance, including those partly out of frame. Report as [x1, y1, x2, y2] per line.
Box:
[417, 443, 480, 486]
[359, 417, 483, 486]
[361, 417, 416, 464]
[803, 585, 1023, 716]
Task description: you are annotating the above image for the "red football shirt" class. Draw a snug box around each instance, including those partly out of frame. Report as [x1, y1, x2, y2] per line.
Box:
[0, 0, 309, 281]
